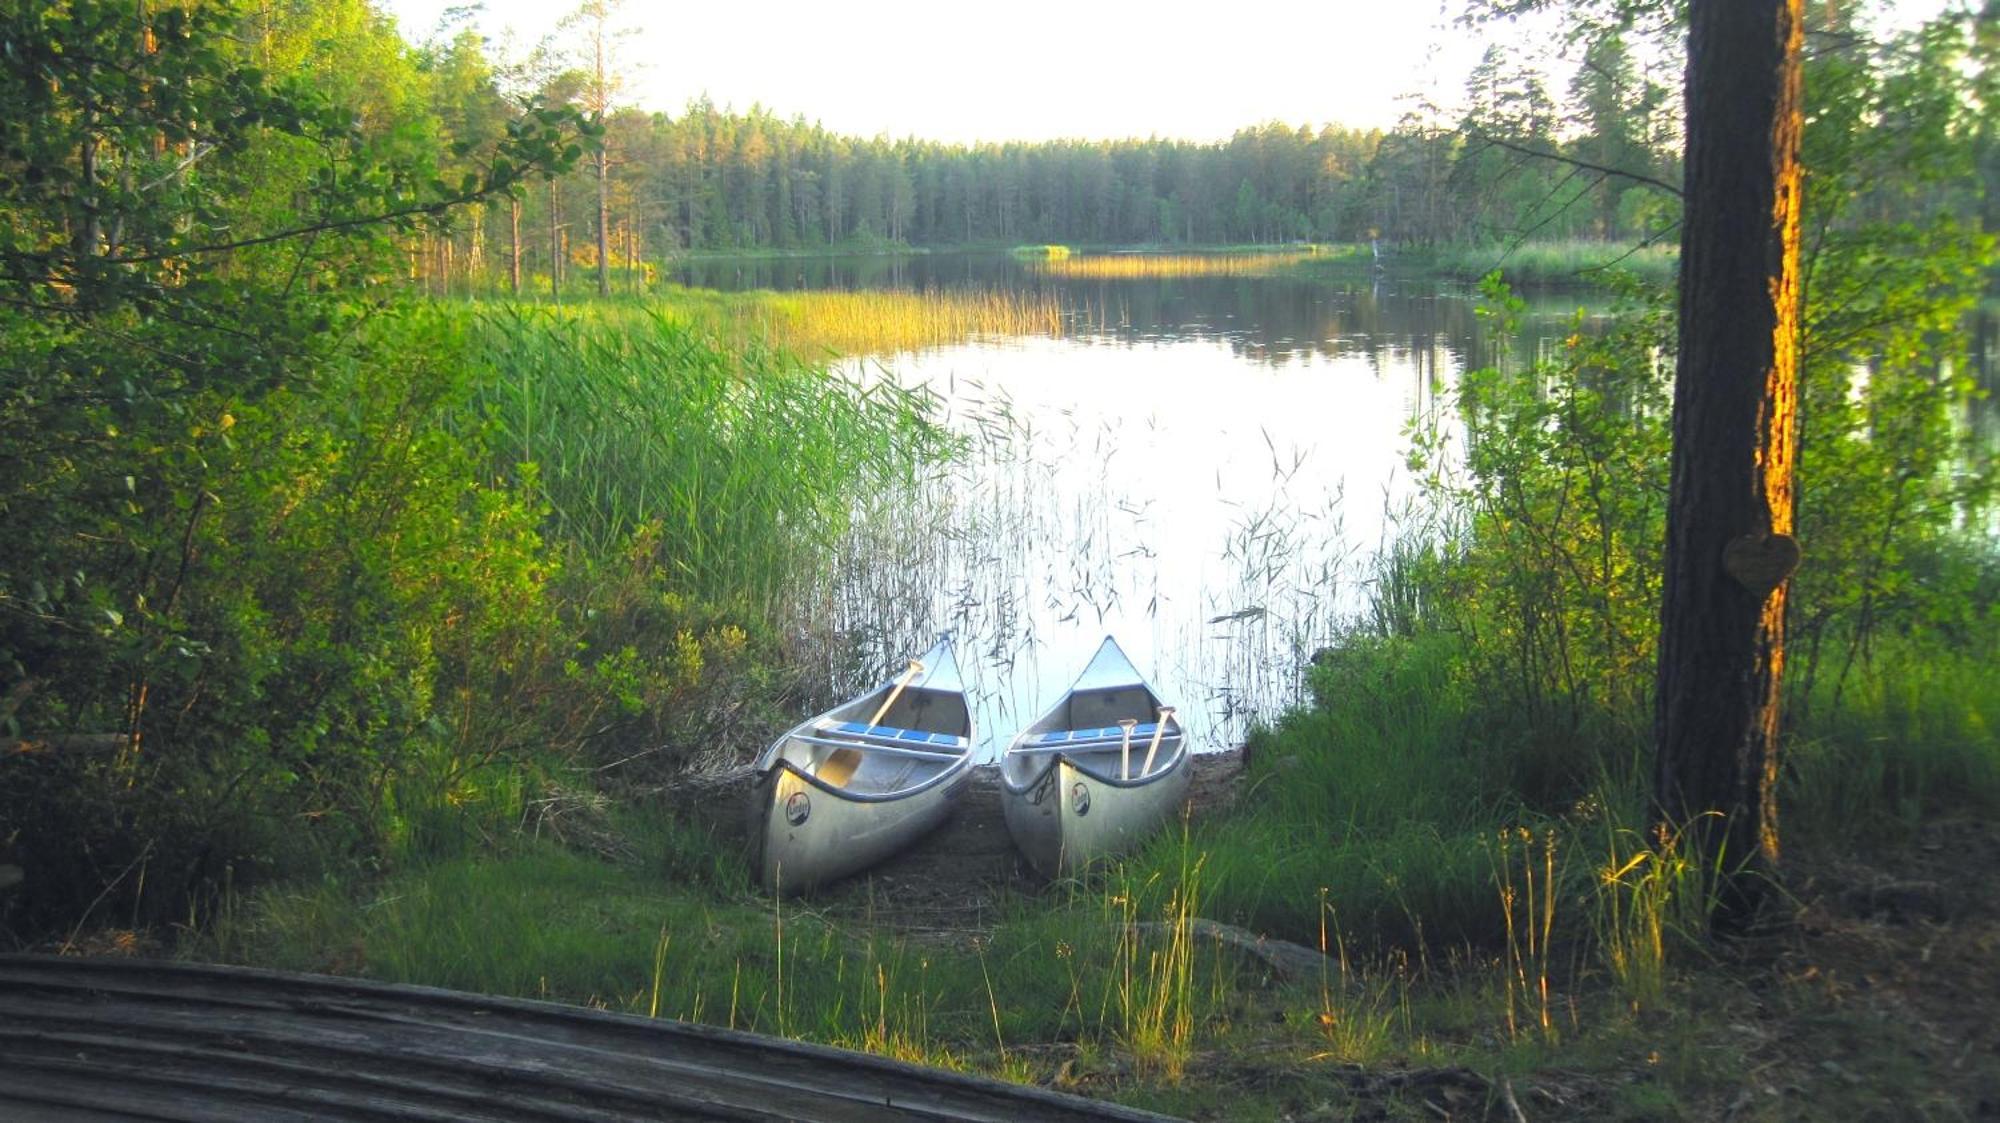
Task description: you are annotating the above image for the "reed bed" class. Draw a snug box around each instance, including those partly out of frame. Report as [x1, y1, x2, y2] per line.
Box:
[466, 306, 955, 616]
[667, 286, 1068, 356]
[1028, 251, 1322, 280]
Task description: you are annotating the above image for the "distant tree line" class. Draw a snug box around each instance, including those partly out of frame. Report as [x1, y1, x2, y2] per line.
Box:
[401, 14, 1699, 292]
[403, 4, 1989, 296]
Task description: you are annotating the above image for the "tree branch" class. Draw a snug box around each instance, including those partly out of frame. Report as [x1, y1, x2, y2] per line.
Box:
[1465, 130, 1684, 197]
[103, 191, 487, 266]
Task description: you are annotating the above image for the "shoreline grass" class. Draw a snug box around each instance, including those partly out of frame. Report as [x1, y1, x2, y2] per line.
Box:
[1411, 239, 1679, 285]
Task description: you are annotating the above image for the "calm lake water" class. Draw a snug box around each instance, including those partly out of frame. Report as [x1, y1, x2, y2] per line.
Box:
[672, 252, 1996, 759]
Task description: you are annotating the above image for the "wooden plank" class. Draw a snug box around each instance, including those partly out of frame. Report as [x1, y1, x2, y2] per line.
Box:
[0, 956, 1183, 1123]
[2, 998, 820, 1120]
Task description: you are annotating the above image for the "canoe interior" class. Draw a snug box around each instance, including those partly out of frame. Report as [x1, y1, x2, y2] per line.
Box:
[770, 685, 971, 797]
[1001, 683, 1181, 786]
[1067, 685, 1159, 732]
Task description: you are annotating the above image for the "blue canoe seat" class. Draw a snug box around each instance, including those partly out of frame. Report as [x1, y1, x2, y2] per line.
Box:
[1027, 722, 1162, 747]
[827, 721, 964, 747]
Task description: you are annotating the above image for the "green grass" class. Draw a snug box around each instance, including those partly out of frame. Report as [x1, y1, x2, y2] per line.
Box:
[1116, 616, 1998, 1008]
[1785, 636, 2000, 841]
[1121, 632, 1532, 950]
[199, 826, 1262, 1083]
[1419, 239, 1679, 285]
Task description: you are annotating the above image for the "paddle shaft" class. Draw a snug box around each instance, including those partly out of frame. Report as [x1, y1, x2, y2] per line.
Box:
[1140, 707, 1176, 776]
[1118, 719, 1138, 780]
[866, 659, 927, 729]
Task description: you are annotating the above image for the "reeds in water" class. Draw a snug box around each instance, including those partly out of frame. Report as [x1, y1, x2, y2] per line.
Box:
[668, 286, 1067, 356]
[468, 305, 956, 616]
[1029, 251, 1320, 280]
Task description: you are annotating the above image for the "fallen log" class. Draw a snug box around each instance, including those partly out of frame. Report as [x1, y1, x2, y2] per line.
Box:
[1135, 918, 1339, 985]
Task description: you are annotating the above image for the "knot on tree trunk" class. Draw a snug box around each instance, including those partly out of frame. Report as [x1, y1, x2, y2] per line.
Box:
[1722, 532, 1800, 599]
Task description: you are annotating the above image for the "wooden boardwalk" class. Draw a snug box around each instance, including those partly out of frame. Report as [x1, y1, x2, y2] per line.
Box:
[0, 955, 1182, 1122]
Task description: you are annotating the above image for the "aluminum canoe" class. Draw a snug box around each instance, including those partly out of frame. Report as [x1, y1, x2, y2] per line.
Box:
[999, 635, 1191, 877]
[751, 637, 974, 892]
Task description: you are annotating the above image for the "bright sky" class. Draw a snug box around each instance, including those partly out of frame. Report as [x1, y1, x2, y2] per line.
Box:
[379, 0, 1964, 145]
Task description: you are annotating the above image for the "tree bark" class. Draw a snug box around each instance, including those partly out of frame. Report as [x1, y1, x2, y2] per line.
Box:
[1654, 0, 1805, 930]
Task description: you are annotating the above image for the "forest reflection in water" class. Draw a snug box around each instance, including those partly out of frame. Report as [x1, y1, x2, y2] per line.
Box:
[713, 253, 1992, 755]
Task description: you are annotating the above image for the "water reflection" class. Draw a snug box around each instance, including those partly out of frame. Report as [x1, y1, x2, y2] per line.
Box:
[672, 251, 1607, 375]
[738, 256, 1992, 756]
[827, 335, 1400, 758]
[760, 256, 1614, 758]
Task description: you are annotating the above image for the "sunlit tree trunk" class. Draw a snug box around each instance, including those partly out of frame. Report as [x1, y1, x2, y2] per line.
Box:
[1654, 0, 1805, 930]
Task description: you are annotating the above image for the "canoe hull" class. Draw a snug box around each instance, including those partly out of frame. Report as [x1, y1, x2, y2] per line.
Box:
[999, 636, 1192, 878]
[1002, 752, 1192, 878]
[750, 637, 974, 893]
[755, 760, 969, 892]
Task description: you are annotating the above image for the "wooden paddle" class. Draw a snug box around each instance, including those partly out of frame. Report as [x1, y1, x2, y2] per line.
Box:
[820, 658, 925, 789]
[1118, 718, 1138, 780]
[1140, 706, 1176, 777]
[868, 658, 927, 729]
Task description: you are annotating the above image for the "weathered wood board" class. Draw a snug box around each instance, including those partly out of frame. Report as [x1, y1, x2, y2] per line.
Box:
[0, 955, 1182, 1122]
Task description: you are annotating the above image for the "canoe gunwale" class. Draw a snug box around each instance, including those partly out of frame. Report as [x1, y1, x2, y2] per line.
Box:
[762, 751, 973, 806]
[997, 738, 1190, 794]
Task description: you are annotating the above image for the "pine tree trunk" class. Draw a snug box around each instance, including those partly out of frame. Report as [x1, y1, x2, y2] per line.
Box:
[1654, 0, 1805, 930]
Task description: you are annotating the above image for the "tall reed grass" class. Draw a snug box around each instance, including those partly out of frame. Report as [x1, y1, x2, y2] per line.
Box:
[467, 306, 955, 616]
[1590, 811, 1719, 1010]
[1105, 852, 1206, 1083]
